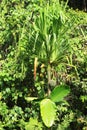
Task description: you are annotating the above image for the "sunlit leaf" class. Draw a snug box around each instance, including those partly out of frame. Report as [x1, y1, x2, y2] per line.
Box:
[40, 99, 56, 127]
[25, 97, 38, 101]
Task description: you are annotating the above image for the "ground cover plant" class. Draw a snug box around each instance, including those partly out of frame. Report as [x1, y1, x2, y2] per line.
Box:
[0, 0, 87, 129]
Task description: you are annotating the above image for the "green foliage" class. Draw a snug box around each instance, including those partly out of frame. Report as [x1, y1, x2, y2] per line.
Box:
[57, 111, 74, 130]
[0, 102, 24, 129]
[33, 0, 70, 66]
[0, 0, 87, 129]
[25, 118, 43, 130]
[80, 95, 87, 102]
[25, 84, 70, 128]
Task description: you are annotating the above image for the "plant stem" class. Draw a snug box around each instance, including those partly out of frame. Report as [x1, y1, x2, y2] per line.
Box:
[47, 63, 51, 96]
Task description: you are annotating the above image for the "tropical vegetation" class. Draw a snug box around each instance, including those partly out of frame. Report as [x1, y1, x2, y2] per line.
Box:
[0, 0, 87, 129]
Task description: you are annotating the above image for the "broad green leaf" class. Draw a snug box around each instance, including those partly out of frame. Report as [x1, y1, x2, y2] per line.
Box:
[50, 85, 70, 102]
[40, 99, 56, 127]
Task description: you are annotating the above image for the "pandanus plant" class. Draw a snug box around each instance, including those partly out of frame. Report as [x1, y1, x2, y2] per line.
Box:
[33, 0, 70, 93]
[26, 1, 71, 128]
